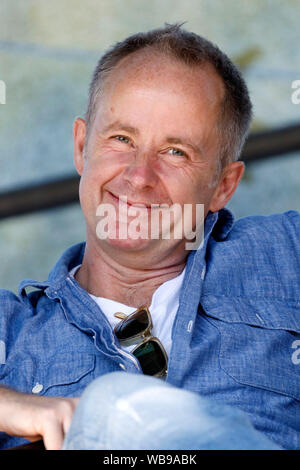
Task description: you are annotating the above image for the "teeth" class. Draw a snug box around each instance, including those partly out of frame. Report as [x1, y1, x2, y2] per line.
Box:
[151, 204, 169, 209]
[115, 195, 166, 209]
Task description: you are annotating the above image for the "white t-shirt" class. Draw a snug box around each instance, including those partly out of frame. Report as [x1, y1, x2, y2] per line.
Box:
[69, 265, 185, 358]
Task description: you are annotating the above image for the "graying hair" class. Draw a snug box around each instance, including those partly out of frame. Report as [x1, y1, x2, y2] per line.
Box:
[85, 23, 253, 168]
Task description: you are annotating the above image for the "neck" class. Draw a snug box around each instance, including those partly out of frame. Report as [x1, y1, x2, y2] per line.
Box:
[75, 238, 187, 307]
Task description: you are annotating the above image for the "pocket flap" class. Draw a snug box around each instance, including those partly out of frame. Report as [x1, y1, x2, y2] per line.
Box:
[40, 352, 95, 394]
[201, 295, 300, 332]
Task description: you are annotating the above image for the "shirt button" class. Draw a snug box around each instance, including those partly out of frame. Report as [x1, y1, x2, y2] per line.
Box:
[119, 363, 126, 370]
[32, 383, 43, 394]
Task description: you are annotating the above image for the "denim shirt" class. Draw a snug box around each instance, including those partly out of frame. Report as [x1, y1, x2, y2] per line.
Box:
[0, 208, 299, 449]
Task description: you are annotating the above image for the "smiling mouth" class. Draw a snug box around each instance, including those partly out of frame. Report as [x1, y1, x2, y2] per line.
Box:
[108, 191, 163, 209]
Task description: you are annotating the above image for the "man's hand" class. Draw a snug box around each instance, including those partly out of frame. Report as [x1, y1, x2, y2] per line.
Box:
[0, 386, 79, 450]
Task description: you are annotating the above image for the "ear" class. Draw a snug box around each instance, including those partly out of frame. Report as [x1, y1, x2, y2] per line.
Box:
[209, 161, 244, 213]
[73, 117, 87, 176]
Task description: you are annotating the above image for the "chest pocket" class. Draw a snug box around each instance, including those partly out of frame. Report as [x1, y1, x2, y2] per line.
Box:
[37, 352, 96, 397]
[201, 295, 300, 401]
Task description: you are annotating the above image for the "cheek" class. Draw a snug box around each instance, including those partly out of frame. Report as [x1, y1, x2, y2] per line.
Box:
[157, 162, 214, 206]
[77, 165, 108, 218]
[81, 154, 129, 193]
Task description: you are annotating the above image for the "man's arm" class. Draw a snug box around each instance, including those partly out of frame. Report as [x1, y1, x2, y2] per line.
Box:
[0, 386, 79, 450]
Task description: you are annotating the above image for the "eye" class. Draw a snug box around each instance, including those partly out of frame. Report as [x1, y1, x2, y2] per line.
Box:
[114, 135, 131, 144]
[166, 147, 187, 158]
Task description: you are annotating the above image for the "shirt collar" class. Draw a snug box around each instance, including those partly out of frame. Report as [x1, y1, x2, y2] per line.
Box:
[210, 207, 235, 241]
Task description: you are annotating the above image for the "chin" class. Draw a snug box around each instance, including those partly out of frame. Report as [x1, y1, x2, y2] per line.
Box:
[103, 235, 153, 252]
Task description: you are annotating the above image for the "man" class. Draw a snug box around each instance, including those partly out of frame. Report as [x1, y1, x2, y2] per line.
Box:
[0, 24, 299, 450]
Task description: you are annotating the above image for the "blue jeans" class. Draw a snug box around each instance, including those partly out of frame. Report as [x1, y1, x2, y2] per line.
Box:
[62, 372, 281, 450]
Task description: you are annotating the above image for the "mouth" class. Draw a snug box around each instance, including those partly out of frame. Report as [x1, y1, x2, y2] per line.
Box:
[107, 191, 163, 209]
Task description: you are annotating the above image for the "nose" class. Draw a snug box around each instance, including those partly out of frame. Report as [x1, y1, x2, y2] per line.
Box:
[122, 151, 158, 191]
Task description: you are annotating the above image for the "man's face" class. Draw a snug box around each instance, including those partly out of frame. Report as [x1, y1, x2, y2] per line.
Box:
[74, 51, 241, 261]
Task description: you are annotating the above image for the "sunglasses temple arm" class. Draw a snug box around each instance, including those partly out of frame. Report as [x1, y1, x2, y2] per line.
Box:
[114, 312, 128, 320]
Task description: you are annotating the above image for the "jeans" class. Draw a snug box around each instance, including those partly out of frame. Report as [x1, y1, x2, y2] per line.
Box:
[62, 372, 281, 450]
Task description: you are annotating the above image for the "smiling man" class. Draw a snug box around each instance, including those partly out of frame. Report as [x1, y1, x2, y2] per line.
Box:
[0, 24, 299, 451]
[73, 44, 244, 307]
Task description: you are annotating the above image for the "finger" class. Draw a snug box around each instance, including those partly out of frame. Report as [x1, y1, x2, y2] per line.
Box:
[61, 400, 80, 444]
[42, 421, 65, 450]
[62, 409, 74, 437]
[70, 397, 80, 407]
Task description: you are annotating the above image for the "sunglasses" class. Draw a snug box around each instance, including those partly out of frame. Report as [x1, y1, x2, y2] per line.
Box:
[114, 306, 168, 378]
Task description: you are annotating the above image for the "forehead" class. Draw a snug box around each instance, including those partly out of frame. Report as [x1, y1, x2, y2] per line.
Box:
[100, 49, 225, 112]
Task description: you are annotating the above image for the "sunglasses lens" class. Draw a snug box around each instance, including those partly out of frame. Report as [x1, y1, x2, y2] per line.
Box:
[133, 340, 167, 376]
[115, 308, 150, 342]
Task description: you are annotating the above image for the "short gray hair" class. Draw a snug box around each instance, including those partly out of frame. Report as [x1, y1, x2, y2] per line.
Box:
[85, 23, 253, 168]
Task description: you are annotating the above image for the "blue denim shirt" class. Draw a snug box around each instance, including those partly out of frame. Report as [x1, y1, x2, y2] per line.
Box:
[0, 208, 299, 449]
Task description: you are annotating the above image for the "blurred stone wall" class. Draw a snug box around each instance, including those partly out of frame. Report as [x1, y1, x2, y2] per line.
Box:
[0, 0, 299, 291]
